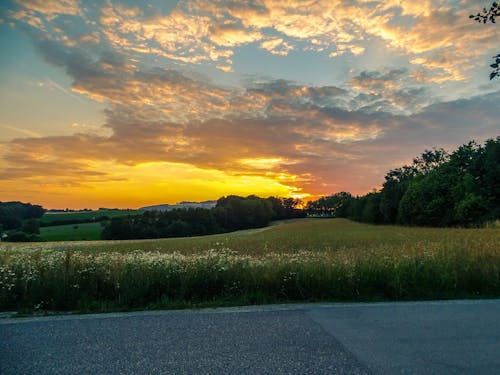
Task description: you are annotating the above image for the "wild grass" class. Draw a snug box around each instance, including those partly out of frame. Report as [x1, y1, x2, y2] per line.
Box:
[1, 219, 499, 313]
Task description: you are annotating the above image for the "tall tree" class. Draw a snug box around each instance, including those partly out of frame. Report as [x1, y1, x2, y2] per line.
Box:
[379, 149, 448, 224]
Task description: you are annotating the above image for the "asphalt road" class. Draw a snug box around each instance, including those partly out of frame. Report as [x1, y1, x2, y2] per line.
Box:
[1, 299, 499, 374]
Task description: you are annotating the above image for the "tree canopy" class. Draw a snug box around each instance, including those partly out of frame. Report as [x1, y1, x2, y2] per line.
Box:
[0, 202, 45, 230]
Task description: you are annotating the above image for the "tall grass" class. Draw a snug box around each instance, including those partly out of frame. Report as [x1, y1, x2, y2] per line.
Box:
[1, 219, 499, 312]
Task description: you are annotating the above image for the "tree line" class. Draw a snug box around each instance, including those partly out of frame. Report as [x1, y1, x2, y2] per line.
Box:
[0, 202, 45, 241]
[307, 137, 500, 227]
[102, 195, 305, 240]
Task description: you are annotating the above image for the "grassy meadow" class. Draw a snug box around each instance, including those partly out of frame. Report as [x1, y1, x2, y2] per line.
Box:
[40, 209, 139, 225]
[39, 222, 103, 241]
[1, 219, 499, 313]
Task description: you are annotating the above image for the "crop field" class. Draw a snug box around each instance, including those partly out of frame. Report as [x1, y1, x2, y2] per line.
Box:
[40, 209, 139, 225]
[39, 222, 103, 241]
[1, 219, 499, 313]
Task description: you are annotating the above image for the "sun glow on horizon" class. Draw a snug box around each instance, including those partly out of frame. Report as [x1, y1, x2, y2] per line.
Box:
[1, 160, 306, 209]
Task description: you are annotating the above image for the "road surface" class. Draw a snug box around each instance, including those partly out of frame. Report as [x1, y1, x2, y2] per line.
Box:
[1, 299, 499, 374]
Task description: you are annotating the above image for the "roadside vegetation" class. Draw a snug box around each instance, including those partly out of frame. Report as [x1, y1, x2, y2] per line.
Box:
[1, 219, 499, 313]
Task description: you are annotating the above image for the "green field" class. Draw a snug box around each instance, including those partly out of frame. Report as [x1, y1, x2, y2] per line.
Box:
[39, 222, 103, 241]
[40, 209, 139, 225]
[1, 219, 499, 313]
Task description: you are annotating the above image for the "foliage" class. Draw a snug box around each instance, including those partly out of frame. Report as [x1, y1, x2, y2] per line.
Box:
[398, 171, 456, 226]
[470, 2, 500, 23]
[0, 202, 45, 230]
[469, 2, 500, 79]
[379, 148, 448, 224]
[306, 192, 353, 217]
[4, 231, 39, 242]
[215, 195, 274, 231]
[351, 192, 385, 224]
[1, 219, 498, 312]
[267, 196, 306, 220]
[22, 219, 40, 235]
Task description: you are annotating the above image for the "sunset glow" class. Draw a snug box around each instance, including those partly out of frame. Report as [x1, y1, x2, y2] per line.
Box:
[0, 0, 499, 209]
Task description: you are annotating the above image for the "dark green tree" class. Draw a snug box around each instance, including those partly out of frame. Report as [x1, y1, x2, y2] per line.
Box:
[306, 192, 352, 217]
[166, 219, 190, 237]
[379, 149, 448, 224]
[398, 138, 499, 227]
[398, 171, 457, 226]
[267, 196, 305, 219]
[22, 218, 40, 234]
[102, 217, 134, 240]
[0, 201, 45, 230]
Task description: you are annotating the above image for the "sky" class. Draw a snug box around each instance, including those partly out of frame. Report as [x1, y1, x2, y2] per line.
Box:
[0, 0, 499, 209]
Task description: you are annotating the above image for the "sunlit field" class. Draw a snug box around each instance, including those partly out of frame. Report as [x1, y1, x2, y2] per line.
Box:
[1, 219, 499, 313]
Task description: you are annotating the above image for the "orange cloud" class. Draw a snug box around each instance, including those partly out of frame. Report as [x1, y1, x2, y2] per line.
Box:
[14, 0, 81, 16]
[209, 23, 263, 46]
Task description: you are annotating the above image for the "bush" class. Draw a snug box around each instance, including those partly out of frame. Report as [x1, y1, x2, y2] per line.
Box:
[5, 231, 39, 242]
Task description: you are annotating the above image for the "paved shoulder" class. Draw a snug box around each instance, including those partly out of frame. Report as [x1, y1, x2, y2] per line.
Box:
[0, 308, 368, 375]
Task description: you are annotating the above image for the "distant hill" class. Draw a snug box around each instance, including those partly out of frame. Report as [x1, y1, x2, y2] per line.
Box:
[140, 201, 217, 212]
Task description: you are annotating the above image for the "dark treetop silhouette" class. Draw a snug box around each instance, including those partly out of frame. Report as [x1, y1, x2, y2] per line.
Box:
[470, 2, 500, 79]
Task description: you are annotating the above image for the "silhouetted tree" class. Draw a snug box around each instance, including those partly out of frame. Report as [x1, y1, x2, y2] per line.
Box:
[306, 192, 353, 217]
[267, 196, 305, 219]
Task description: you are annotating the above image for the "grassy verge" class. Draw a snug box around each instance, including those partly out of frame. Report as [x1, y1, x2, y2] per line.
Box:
[1, 219, 499, 313]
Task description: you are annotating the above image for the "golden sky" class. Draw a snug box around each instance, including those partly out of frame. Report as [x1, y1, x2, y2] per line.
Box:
[0, 0, 499, 208]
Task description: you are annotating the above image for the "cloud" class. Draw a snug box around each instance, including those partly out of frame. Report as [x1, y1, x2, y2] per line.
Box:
[3, 79, 498, 199]
[208, 22, 263, 47]
[8, 0, 498, 81]
[3, 0, 499, 206]
[347, 68, 433, 114]
[14, 0, 81, 17]
[37, 77, 85, 102]
[0, 123, 42, 138]
[260, 37, 293, 55]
